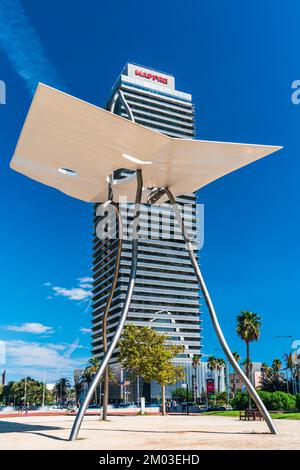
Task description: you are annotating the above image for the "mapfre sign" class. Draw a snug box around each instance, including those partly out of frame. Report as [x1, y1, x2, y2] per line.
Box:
[135, 69, 168, 84]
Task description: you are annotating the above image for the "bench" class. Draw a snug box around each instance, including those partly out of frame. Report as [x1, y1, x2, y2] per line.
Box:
[239, 409, 264, 421]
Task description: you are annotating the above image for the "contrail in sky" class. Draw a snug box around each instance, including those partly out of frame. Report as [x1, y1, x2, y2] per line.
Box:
[0, 0, 65, 94]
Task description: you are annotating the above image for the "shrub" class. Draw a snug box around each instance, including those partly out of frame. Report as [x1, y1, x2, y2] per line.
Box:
[230, 392, 248, 410]
[215, 391, 226, 403]
[258, 390, 296, 411]
[295, 393, 300, 411]
[231, 390, 296, 411]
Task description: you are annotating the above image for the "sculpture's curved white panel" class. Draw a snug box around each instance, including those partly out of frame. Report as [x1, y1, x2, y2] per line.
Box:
[10, 83, 282, 202]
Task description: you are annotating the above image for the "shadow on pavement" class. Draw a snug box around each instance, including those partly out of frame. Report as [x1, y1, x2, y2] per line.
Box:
[0, 421, 68, 441]
[83, 427, 267, 436]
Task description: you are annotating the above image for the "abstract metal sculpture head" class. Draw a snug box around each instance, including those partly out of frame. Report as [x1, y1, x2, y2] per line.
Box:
[11, 83, 281, 203]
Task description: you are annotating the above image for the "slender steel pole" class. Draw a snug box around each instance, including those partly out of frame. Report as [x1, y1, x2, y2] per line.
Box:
[102, 201, 123, 420]
[164, 187, 278, 435]
[42, 368, 46, 406]
[69, 170, 143, 441]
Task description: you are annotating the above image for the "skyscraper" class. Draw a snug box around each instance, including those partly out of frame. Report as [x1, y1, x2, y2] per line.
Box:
[91, 64, 202, 400]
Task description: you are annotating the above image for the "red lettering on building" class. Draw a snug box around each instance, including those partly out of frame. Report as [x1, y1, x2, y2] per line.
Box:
[135, 69, 168, 85]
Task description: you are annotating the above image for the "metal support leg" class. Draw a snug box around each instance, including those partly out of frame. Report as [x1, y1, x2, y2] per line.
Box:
[163, 187, 278, 435]
[69, 169, 143, 441]
[102, 201, 123, 420]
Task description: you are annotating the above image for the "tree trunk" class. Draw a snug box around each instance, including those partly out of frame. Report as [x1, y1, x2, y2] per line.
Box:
[246, 341, 252, 410]
[161, 385, 166, 416]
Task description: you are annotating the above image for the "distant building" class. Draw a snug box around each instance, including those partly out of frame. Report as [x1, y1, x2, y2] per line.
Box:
[230, 362, 262, 392]
[91, 63, 202, 402]
[46, 383, 55, 391]
[108, 361, 225, 403]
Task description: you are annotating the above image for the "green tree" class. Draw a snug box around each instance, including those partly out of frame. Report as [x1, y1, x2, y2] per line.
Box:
[0, 380, 14, 405]
[272, 358, 282, 372]
[236, 310, 261, 408]
[1, 378, 54, 407]
[54, 377, 71, 403]
[119, 324, 184, 415]
[81, 357, 99, 385]
[80, 357, 116, 411]
[171, 387, 193, 403]
[81, 357, 100, 404]
[8, 377, 49, 405]
[260, 361, 287, 392]
[207, 355, 217, 374]
[232, 352, 240, 363]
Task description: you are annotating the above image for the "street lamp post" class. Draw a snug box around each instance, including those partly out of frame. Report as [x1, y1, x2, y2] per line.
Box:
[24, 377, 27, 407]
[42, 368, 46, 407]
[181, 383, 189, 415]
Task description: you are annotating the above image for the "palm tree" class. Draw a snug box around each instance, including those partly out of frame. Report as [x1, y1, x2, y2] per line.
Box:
[233, 352, 240, 363]
[232, 352, 240, 395]
[74, 380, 84, 402]
[216, 358, 226, 393]
[192, 354, 200, 402]
[285, 352, 297, 393]
[81, 357, 100, 404]
[207, 355, 217, 373]
[85, 357, 100, 377]
[272, 358, 282, 372]
[236, 310, 261, 409]
[55, 377, 71, 403]
[207, 355, 217, 396]
[261, 362, 270, 378]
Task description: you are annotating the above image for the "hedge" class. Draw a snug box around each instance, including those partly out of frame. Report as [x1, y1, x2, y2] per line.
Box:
[230, 390, 296, 411]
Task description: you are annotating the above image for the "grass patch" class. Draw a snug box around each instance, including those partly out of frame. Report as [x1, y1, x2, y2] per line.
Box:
[201, 410, 300, 420]
[270, 412, 300, 420]
[202, 410, 239, 417]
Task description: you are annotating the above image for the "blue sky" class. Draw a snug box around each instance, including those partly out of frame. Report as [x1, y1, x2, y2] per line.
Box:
[0, 0, 299, 383]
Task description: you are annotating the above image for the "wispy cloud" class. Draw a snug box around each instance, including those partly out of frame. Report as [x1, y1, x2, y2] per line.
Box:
[78, 277, 93, 289]
[5, 322, 54, 334]
[80, 327, 92, 334]
[5, 339, 88, 382]
[44, 276, 93, 302]
[52, 286, 92, 301]
[78, 277, 93, 284]
[0, 0, 65, 93]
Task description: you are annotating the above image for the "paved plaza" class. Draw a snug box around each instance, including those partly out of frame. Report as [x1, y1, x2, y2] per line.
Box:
[0, 414, 299, 450]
